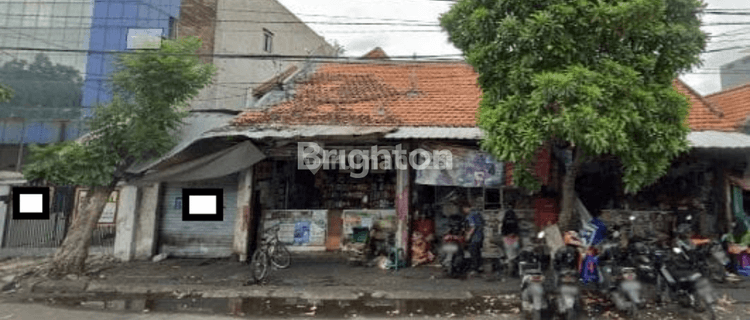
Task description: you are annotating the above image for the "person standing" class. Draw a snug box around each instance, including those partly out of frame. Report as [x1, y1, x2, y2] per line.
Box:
[463, 201, 485, 275]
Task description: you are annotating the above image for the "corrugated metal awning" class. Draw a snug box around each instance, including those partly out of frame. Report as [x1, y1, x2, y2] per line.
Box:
[202, 125, 397, 140]
[128, 125, 396, 175]
[384, 127, 482, 140]
[687, 131, 750, 149]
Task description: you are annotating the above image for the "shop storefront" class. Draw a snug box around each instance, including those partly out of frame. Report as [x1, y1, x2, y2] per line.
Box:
[252, 143, 400, 253]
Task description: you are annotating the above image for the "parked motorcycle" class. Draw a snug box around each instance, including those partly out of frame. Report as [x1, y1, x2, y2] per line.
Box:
[654, 245, 719, 320]
[553, 245, 581, 320]
[628, 238, 659, 283]
[439, 215, 469, 278]
[520, 231, 550, 320]
[492, 234, 521, 278]
[675, 214, 731, 283]
[598, 228, 644, 317]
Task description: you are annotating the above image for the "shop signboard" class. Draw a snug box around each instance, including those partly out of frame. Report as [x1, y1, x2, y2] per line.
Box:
[263, 210, 327, 246]
[415, 143, 504, 187]
[77, 189, 118, 224]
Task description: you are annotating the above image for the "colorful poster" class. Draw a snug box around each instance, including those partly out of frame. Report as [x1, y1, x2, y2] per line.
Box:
[415, 143, 504, 187]
[294, 221, 311, 244]
[263, 210, 327, 246]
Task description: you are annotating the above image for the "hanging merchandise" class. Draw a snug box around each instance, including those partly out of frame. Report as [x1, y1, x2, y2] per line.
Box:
[580, 252, 600, 284]
[736, 251, 750, 277]
[732, 186, 750, 233]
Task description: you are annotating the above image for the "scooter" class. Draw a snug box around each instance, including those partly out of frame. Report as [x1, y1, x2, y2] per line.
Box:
[675, 214, 730, 283]
[553, 245, 581, 320]
[654, 245, 719, 320]
[520, 231, 550, 320]
[439, 215, 469, 278]
[598, 229, 644, 317]
[492, 233, 521, 278]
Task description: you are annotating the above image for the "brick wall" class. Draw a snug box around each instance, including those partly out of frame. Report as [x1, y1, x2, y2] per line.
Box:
[178, 0, 218, 64]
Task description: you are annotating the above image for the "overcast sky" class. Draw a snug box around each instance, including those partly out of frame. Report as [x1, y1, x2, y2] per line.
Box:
[278, 0, 750, 96]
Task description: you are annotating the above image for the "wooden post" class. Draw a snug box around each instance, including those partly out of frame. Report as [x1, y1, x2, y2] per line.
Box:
[724, 168, 734, 234]
[234, 168, 253, 261]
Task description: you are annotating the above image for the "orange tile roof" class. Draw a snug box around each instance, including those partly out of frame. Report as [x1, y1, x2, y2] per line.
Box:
[233, 61, 482, 127]
[233, 62, 741, 131]
[673, 79, 728, 132]
[704, 83, 750, 132]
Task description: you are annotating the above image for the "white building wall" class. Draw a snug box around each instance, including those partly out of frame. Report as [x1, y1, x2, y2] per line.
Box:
[191, 0, 334, 111]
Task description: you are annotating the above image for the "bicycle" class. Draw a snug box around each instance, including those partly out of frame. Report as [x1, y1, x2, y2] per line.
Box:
[250, 225, 292, 282]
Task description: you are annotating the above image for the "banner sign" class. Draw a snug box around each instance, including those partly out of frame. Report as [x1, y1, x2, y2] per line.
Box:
[263, 210, 327, 246]
[415, 143, 504, 187]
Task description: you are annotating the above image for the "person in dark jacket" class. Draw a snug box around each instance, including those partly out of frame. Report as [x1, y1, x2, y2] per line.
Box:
[501, 201, 520, 237]
[463, 201, 485, 274]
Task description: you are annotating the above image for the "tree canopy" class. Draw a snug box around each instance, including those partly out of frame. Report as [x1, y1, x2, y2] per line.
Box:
[24, 37, 217, 187]
[440, 0, 707, 194]
[0, 53, 83, 119]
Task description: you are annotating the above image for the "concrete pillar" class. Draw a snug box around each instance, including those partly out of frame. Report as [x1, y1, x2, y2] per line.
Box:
[114, 185, 138, 262]
[725, 169, 734, 234]
[0, 185, 10, 248]
[134, 183, 160, 260]
[395, 144, 410, 260]
[233, 168, 253, 261]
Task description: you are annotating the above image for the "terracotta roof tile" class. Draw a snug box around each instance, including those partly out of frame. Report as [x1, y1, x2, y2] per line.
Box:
[673, 79, 729, 131]
[704, 83, 750, 132]
[234, 61, 482, 127]
[233, 64, 742, 131]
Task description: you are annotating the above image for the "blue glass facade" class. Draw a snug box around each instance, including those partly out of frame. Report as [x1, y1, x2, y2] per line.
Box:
[0, 0, 181, 145]
[82, 0, 181, 118]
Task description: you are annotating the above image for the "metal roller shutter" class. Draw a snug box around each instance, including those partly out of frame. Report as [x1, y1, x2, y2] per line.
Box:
[157, 174, 239, 258]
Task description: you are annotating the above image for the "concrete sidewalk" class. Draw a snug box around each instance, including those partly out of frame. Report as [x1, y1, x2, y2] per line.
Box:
[2, 252, 748, 303]
[3, 252, 520, 300]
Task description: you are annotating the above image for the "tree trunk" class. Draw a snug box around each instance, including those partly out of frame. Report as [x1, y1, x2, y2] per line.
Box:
[49, 185, 115, 277]
[559, 146, 584, 231]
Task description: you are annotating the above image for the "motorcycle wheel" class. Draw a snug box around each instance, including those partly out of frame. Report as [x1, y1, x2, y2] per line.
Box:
[706, 303, 718, 320]
[531, 310, 542, 320]
[451, 253, 464, 278]
[708, 261, 726, 283]
[628, 305, 638, 318]
[565, 308, 578, 320]
[692, 294, 707, 312]
[656, 276, 671, 305]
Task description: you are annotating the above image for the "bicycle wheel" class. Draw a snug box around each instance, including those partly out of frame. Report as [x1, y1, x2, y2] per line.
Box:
[270, 243, 291, 269]
[250, 249, 269, 282]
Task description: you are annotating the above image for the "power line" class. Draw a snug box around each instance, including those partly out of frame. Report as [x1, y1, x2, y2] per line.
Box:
[0, 25, 446, 33]
[0, 12, 441, 26]
[0, 46, 464, 61]
[703, 22, 750, 26]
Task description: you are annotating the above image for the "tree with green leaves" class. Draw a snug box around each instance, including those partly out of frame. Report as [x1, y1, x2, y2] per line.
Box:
[441, 0, 707, 230]
[0, 53, 83, 119]
[0, 84, 12, 102]
[24, 37, 216, 276]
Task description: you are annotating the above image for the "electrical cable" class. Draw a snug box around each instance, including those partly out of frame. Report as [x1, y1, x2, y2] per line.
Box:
[0, 46, 465, 60]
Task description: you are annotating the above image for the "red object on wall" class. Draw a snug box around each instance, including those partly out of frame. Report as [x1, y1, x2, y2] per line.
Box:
[534, 146, 551, 186]
[505, 162, 514, 186]
[414, 219, 435, 237]
[534, 197, 559, 228]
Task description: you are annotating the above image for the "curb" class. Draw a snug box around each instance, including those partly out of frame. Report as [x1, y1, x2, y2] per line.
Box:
[30, 280, 486, 301]
[32, 280, 88, 294]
